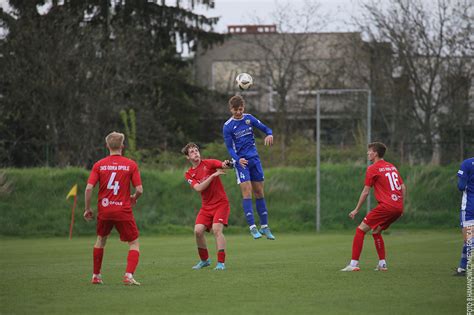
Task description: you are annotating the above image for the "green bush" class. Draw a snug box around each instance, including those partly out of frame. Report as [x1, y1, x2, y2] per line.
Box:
[0, 164, 461, 236]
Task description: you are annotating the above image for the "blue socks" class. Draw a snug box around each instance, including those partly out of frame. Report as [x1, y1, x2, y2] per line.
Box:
[243, 198, 269, 227]
[242, 198, 255, 226]
[256, 198, 268, 226]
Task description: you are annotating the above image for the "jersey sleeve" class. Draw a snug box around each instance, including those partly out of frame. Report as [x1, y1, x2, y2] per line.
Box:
[185, 171, 198, 188]
[249, 114, 272, 136]
[223, 124, 240, 161]
[364, 167, 375, 187]
[207, 159, 223, 170]
[131, 162, 142, 187]
[458, 160, 470, 191]
[87, 163, 100, 186]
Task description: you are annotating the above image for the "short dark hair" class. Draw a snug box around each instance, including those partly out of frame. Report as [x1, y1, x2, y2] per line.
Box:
[228, 95, 245, 109]
[181, 142, 199, 155]
[368, 142, 387, 158]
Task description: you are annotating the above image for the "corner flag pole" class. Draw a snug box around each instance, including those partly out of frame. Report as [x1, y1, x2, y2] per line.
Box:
[66, 184, 78, 239]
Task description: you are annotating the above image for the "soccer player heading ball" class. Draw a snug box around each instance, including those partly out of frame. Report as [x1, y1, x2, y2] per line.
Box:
[83, 131, 143, 285]
[183, 143, 233, 271]
[341, 142, 406, 272]
[454, 157, 474, 276]
[222, 95, 275, 240]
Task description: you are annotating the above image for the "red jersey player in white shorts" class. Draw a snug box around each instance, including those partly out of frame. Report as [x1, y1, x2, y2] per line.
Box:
[341, 142, 407, 272]
[83, 132, 143, 285]
[182, 143, 233, 271]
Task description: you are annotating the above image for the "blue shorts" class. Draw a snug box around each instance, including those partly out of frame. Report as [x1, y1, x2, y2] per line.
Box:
[460, 210, 474, 228]
[233, 156, 264, 184]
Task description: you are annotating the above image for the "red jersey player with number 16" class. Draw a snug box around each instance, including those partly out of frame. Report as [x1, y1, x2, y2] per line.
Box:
[341, 142, 407, 272]
[84, 131, 143, 285]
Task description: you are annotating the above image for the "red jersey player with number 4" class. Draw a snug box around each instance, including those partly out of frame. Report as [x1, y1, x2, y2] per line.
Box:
[84, 132, 143, 285]
[341, 142, 407, 272]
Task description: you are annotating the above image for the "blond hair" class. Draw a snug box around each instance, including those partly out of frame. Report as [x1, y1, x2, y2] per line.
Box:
[105, 132, 125, 150]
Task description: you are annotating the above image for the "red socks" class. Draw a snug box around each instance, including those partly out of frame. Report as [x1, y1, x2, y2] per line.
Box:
[217, 250, 226, 263]
[126, 250, 140, 274]
[198, 247, 209, 261]
[94, 248, 140, 275]
[93, 247, 104, 275]
[198, 248, 225, 263]
[351, 228, 366, 260]
[372, 233, 386, 260]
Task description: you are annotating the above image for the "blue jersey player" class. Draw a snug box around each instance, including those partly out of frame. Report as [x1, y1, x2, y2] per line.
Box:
[455, 157, 474, 276]
[222, 95, 275, 240]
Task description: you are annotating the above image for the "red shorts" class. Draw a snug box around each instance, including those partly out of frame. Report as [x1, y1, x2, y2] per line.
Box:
[96, 219, 139, 242]
[363, 204, 403, 231]
[195, 202, 230, 231]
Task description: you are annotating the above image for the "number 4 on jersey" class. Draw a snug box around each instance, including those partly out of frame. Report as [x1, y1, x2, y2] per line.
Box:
[107, 172, 120, 195]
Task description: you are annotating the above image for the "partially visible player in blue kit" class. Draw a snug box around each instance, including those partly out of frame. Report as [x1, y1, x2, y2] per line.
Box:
[455, 157, 474, 276]
[222, 95, 275, 240]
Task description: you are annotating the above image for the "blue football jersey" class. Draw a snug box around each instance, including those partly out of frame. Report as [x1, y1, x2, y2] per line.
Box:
[458, 157, 474, 211]
[222, 114, 272, 161]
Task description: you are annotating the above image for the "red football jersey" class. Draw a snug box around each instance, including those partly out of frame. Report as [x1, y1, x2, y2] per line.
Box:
[365, 160, 404, 210]
[185, 159, 229, 207]
[87, 155, 142, 220]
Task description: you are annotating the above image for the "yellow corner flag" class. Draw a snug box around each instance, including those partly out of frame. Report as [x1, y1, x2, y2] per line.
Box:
[66, 184, 78, 200]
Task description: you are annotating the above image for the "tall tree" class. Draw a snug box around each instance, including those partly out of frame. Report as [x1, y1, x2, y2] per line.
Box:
[354, 0, 473, 163]
[242, 0, 333, 163]
[0, 0, 223, 167]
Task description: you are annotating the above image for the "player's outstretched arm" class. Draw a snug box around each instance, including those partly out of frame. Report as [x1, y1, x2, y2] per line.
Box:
[131, 185, 143, 206]
[349, 186, 371, 219]
[457, 160, 469, 191]
[264, 135, 273, 146]
[222, 160, 234, 169]
[83, 183, 95, 221]
[193, 169, 226, 192]
[223, 125, 240, 161]
[249, 114, 272, 136]
[458, 174, 468, 191]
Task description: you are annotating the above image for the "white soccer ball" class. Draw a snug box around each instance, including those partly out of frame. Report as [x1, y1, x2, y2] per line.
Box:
[235, 73, 253, 90]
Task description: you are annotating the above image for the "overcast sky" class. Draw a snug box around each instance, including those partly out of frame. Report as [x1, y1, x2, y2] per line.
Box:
[0, 0, 362, 32]
[196, 0, 363, 33]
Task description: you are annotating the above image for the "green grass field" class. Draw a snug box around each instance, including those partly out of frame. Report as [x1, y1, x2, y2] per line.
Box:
[1, 230, 466, 314]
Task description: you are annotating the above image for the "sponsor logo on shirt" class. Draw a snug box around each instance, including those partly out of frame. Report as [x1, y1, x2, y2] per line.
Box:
[101, 198, 123, 207]
[234, 128, 253, 138]
[102, 198, 109, 207]
[391, 194, 399, 201]
[187, 179, 193, 185]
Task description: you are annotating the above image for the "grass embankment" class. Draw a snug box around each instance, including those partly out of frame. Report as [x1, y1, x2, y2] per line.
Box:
[0, 165, 460, 236]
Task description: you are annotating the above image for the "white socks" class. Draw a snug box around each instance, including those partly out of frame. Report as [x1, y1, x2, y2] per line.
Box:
[378, 259, 387, 267]
[249, 224, 257, 230]
[350, 260, 359, 267]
